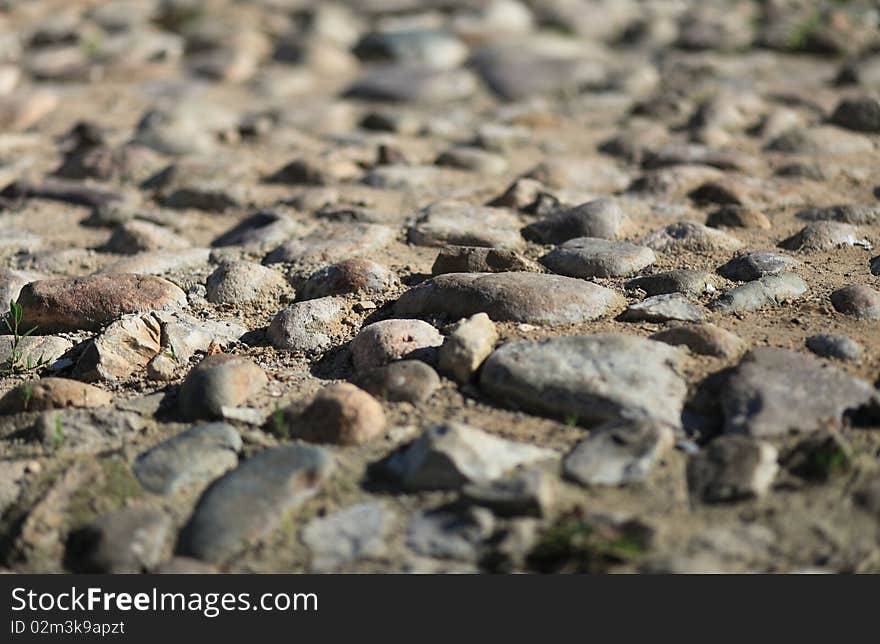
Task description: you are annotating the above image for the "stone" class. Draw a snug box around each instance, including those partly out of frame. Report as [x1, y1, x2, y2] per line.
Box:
[177, 444, 333, 563]
[395, 272, 624, 325]
[829, 96, 880, 132]
[526, 157, 629, 193]
[0, 335, 72, 370]
[104, 220, 190, 255]
[625, 270, 721, 297]
[133, 423, 242, 495]
[265, 157, 360, 186]
[263, 223, 394, 268]
[805, 334, 863, 361]
[644, 221, 743, 253]
[377, 422, 555, 491]
[711, 273, 808, 313]
[178, 355, 268, 421]
[651, 324, 745, 358]
[540, 238, 656, 279]
[345, 64, 477, 103]
[436, 146, 507, 175]
[66, 506, 171, 573]
[563, 420, 674, 486]
[0, 89, 57, 131]
[99, 248, 212, 276]
[765, 126, 873, 156]
[706, 205, 771, 230]
[462, 469, 556, 517]
[473, 47, 604, 101]
[438, 313, 498, 384]
[157, 312, 247, 364]
[778, 222, 870, 252]
[0, 378, 112, 414]
[687, 436, 778, 503]
[406, 507, 493, 561]
[298, 259, 397, 301]
[351, 360, 440, 404]
[830, 285, 880, 320]
[620, 293, 703, 323]
[717, 250, 800, 281]
[521, 199, 624, 243]
[354, 28, 468, 69]
[480, 334, 687, 427]
[34, 407, 143, 454]
[16, 274, 187, 334]
[205, 262, 287, 305]
[796, 204, 880, 225]
[75, 314, 162, 382]
[721, 348, 877, 437]
[0, 268, 43, 307]
[407, 201, 523, 249]
[431, 247, 543, 275]
[267, 298, 348, 353]
[350, 319, 443, 372]
[282, 383, 386, 446]
[212, 210, 303, 249]
[302, 502, 396, 572]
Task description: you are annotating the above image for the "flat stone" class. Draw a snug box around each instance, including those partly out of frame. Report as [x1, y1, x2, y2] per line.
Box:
[351, 360, 440, 404]
[522, 198, 624, 243]
[541, 238, 655, 278]
[620, 293, 703, 323]
[377, 422, 555, 491]
[212, 210, 304, 249]
[406, 507, 493, 561]
[34, 407, 143, 454]
[431, 247, 543, 275]
[687, 436, 778, 504]
[717, 250, 800, 281]
[302, 502, 396, 572]
[17, 274, 187, 334]
[177, 444, 333, 563]
[480, 334, 687, 427]
[473, 48, 604, 101]
[354, 28, 467, 69]
[0, 377, 112, 414]
[778, 222, 870, 252]
[436, 146, 507, 174]
[395, 272, 624, 325]
[644, 221, 743, 252]
[711, 273, 808, 313]
[526, 157, 629, 192]
[462, 469, 557, 518]
[265, 157, 360, 186]
[0, 268, 44, 307]
[267, 297, 348, 353]
[829, 96, 880, 132]
[75, 314, 162, 382]
[765, 125, 874, 156]
[563, 420, 674, 486]
[650, 324, 745, 358]
[796, 204, 880, 225]
[0, 335, 73, 370]
[133, 423, 242, 495]
[99, 248, 212, 276]
[298, 259, 397, 301]
[721, 347, 877, 437]
[344, 64, 478, 103]
[830, 284, 880, 320]
[66, 506, 171, 573]
[281, 383, 386, 446]
[157, 312, 247, 364]
[407, 201, 523, 249]
[706, 205, 771, 230]
[263, 223, 394, 268]
[104, 220, 190, 255]
[350, 319, 443, 372]
[178, 354, 268, 421]
[626, 270, 721, 297]
[438, 313, 498, 384]
[206, 261, 287, 305]
[805, 333, 863, 362]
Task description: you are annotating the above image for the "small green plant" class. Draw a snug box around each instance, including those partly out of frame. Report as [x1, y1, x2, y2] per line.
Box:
[526, 516, 651, 573]
[2, 300, 49, 375]
[564, 413, 579, 427]
[53, 416, 64, 449]
[269, 408, 289, 440]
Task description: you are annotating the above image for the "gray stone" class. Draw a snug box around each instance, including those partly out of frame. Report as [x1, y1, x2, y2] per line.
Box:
[178, 355, 268, 421]
[302, 502, 395, 572]
[354, 29, 468, 69]
[35, 407, 143, 454]
[267, 298, 348, 353]
[563, 420, 674, 486]
[345, 64, 478, 103]
[650, 324, 745, 358]
[395, 272, 624, 325]
[157, 312, 247, 364]
[178, 445, 333, 562]
[263, 223, 394, 268]
[706, 205, 771, 230]
[212, 210, 303, 249]
[299, 259, 397, 301]
[522, 199, 624, 243]
[796, 204, 880, 225]
[0, 335, 73, 370]
[431, 247, 543, 275]
[99, 248, 212, 276]
[480, 334, 687, 427]
[720, 348, 877, 437]
[830, 284, 880, 320]
[206, 262, 287, 305]
[541, 238, 655, 278]
[473, 47, 604, 101]
[104, 220, 190, 255]
[626, 270, 721, 297]
[0, 268, 43, 307]
[436, 146, 507, 174]
[350, 319, 443, 372]
[75, 314, 162, 382]
[133, 423, 242, 495]
[711, 273, 807, 313]
[778, 222, 870, 252]
[406, 507, 493, 561]
[379, 422, 555, 491]
[805, 333, 863, 362]
[687, 436, 778, 503]
[351, 360, 440, 404]
[644, 221, 743, 252]
[461, 469, 557, 517]
[717, 250, 800, 281]
[829, 97, 880, 132]
[67, 506, 171, 573]
[620, 293, 703, 323]
[407, 201, 523, 249]
[438, 313, 498, 384]
[765, 126, 873, 156]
